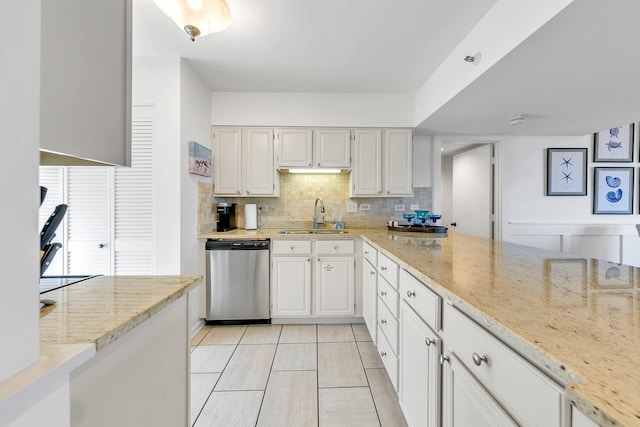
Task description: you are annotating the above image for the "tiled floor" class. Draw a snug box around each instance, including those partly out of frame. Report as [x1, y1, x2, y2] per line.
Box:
[190, 323, 409, 427]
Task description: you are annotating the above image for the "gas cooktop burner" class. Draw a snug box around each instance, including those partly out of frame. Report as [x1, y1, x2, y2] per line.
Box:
[39, 275, 99, 294]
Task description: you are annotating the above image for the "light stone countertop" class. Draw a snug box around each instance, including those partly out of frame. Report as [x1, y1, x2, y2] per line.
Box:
[40, 275, 202, 351]
[201, 228, 639, 427]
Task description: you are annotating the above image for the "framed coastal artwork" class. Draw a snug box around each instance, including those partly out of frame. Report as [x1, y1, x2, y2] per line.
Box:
[188, 140, 212, 177]
[593, 124, 634, 162]
[546, 148, 587, 196]
[593, 167, 633, 214]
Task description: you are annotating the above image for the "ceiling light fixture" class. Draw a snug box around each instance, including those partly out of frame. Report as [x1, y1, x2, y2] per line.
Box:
[508, 114, 526, 126]
[152, 0, 232, 42]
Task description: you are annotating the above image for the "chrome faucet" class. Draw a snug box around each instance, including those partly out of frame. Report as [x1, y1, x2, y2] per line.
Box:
[313, 198, 325, 229]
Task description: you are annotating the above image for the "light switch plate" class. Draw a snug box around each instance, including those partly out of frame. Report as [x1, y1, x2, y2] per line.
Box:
[360, 203, 370, 211]
[347, 201, 357, 213]
[394, 204, 405, 211]
[410, 204, 419, 210]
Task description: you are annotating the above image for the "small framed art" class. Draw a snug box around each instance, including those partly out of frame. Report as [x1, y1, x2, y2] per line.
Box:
[188, 140, 212, 177]
[593, 167, 633, 214]
[593, 124, 634, 162]
[546, 148, 587, 196]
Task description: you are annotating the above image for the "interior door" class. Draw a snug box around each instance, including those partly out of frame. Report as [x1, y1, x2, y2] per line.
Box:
[452, 145, 491, 238]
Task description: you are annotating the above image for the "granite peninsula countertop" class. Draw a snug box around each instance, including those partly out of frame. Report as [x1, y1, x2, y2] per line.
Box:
[40, 275, 202, 351]
[201, 228, 639, 427]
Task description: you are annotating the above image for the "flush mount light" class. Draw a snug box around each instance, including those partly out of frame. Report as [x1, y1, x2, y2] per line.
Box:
[152, 0, 232, 41]
[508, 114, 526, 126]
[288, 168, 342, 174]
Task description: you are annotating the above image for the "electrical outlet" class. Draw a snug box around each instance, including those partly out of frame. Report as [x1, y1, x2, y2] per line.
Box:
[360, 203, 370, 211]
[347, 201, 357, 213]
[259, 205, 268, 213]
[410, 204, 419, 210]
[394, 204, 405, 211]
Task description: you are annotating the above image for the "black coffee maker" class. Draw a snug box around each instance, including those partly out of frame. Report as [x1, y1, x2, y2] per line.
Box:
[216, 203, 237, 232]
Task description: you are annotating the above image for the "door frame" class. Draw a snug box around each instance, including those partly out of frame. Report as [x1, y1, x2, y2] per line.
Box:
[433, 137, 502, 241]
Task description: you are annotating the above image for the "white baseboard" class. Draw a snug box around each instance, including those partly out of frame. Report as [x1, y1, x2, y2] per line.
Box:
[190, 319, 205, 339]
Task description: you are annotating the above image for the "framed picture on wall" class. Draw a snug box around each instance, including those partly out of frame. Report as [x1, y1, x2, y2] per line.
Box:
[593, 167, 634, 214]
[593, 124, 634, 162]
[546, 148, 587, 196]
[188, 140, 212, 177]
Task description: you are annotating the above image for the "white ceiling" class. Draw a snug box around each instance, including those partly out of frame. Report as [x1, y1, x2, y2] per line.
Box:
[133, 0, 640, 136]
[133, 0, 498, 92]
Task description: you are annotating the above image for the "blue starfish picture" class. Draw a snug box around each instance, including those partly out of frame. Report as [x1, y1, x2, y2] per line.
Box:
[560, 157, 574, 168]
[561, 171, 573, 183]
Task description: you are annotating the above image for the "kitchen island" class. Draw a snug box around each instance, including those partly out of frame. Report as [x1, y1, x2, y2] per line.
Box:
[2, 275, 201, 427]
[201, 228, 639, 427]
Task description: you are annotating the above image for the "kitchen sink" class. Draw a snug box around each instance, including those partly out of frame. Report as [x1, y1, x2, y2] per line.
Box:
[278, 229, 348, 235]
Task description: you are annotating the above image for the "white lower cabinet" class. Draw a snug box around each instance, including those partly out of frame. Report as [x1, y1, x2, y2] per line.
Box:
[441, 351, 518, 427]
[443, 304, 566, 427]
[316, 256, 354, 316]
[399, 301, 441, 427]
[362, 257, 378, 344]
[271, 239, 354, 319]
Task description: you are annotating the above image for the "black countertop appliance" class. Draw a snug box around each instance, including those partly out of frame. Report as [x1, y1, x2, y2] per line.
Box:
[216, 203, 237, 232]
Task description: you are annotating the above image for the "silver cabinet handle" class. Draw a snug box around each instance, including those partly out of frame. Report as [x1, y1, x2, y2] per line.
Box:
[378, 190, 381, 194]
[237, 190, 240, 194]
[317, 162, 321, 166]
[380, 351, 387, 357]
[364, 250, 369, 254]
[370, 271, 376, 275]
[472, 353, 488, 366]
[387, 190, 390, 194]
[380, 266, 387, 271]
[407, 290, 415, 297]
[98, 243, 105, 249]
[425, 337, 433, 346]
[380, 319, 387, 325]
[309, 163, 312, 166]
[334, 246, 338, 251]
[307, 258, 310, 262]
[247, 190, 250, 194]
[380, 291, 387, 296]
[440, 354, 450, 365]
[290, 246, 295, 251]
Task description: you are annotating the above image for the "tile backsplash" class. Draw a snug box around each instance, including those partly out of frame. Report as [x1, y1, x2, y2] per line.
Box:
[198, 172, 432, 231]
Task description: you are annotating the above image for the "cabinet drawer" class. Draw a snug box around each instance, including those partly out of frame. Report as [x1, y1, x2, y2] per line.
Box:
[377, 252, 399, 289]
[377, 298, 399, 354]
[400, 269, 441, 331]
[444, 305, 564, 427]
[362, 241, 377, 266]
[377, 325, 399, 392]
[272, 240, 312, 255]
[316, 239, 355, 255]
[378, 276, 399, 319]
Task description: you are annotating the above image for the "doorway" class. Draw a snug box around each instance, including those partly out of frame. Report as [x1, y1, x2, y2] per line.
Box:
[441, 141, 500, 239]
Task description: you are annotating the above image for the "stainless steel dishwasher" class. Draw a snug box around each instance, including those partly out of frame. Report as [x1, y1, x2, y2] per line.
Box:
[205, 239, 270, 324]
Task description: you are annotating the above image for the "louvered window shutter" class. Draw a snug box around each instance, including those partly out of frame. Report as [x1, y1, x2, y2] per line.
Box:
[114, 106, 154, 274]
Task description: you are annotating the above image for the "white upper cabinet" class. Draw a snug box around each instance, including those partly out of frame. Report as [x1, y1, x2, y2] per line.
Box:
[243, 128, 277, 196]
[351, 129, 383, 196]
[384, 129, 413, 196]
[313, 129, 351, 168]
[40, 0, 132, 166]
[214, 127, 243, 196]
[275, 128, 313, 167]
[276, 128, 351, 169]
[214, 127, 279, 197]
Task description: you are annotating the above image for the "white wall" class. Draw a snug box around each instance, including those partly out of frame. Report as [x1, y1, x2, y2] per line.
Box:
[132, 58, 182, 275]
[211, 92, 414, 127]
[414, 0, 574, 127]
[412, 135, 433, 187]
[179, 60, 212, 327]
[0, 1, 40, 382]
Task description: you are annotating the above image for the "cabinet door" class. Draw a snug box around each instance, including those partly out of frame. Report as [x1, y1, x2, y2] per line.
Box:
[363, 259, 378, 344]
[442, 351, 518, 427]
[351, 129, 382, 196]
[400, 302, 440, 427]
[316, 257, 355, 316]
[41, 0, 132, 166]
[313, 129, 351, 168]
[272, 257, 311, 316]
[384, 129, 413, 196]
[243, 128, 276, 195]
[214, 128, 242, 195]
[276, 128, 313, 167]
